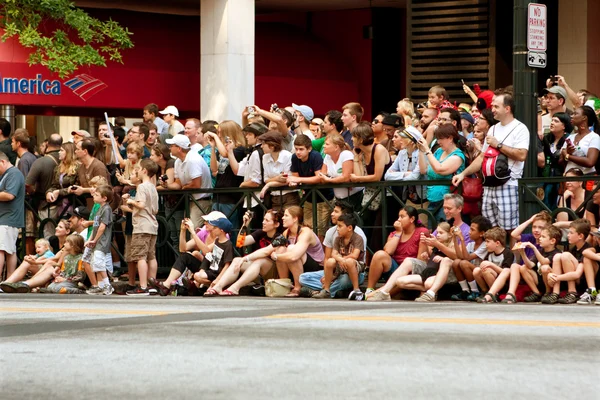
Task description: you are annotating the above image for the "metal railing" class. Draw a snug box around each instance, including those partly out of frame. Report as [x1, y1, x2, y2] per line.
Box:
[20, 175, 599, 274]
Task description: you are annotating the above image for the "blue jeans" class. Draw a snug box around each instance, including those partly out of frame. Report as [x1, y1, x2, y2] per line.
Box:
[299, 270, 366, 298]
[427, 200, 446, 223]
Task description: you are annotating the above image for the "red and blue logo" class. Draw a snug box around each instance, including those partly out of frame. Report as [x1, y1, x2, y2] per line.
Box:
[63, 74, 107, 101]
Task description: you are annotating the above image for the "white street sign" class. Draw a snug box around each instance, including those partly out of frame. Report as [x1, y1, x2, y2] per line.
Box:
[528, 3, 547, 51]
[527, 51, 547, 68]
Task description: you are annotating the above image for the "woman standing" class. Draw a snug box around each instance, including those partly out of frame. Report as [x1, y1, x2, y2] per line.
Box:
[319, 134, 362, 211]
[560, 106, 600, 181]
[152, 143, 181, 246]
[45, 143, 80, 215]
[206, 210, 284, 296]
[542, 112, 571, 207]
[207, 120, 247, 228]
[417, 124, 466, 222]
[271, 206, 324, 297]
[258, 131, 299, 209]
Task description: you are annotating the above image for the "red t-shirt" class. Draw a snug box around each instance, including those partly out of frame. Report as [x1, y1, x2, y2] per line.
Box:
[391, 226, 430, 264]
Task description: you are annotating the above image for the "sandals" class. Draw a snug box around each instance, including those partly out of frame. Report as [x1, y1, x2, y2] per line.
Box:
[541, 292, 559, 304]
[558, 292, 578, 304]
[219, 289, 239, 296]
[285, 288, 301, 297]
[477, 292, 499, 303]
[524, 292, 542, 303]
[203, 288, 220, 297]
[501, 293, 517, 304]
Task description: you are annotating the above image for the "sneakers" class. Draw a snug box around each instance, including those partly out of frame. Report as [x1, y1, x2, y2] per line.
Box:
[148, 288, 158, 296]
[596, 295, 600, 305]
[299, 286, 315, 298]
[148, 278, 170, 296]
[103, 284, 114, 296]
[348, 289, 364, 301]
[558, 292, 578, 304]
[415, 292, 436, 302]
[126, 287, 150, 296]
[86, 286, 104, 295]
[450, 291, 470, 301]
[365, 288, 375, 296]
[366, 290, 391, 302]
[576, 289, 597, 305]
[466, 291, 481, 302]
[0, 282, 30, 294]
[312, 289, 331, 299]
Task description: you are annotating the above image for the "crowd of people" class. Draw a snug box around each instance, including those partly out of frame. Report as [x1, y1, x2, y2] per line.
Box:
[0, 76, 600, 304]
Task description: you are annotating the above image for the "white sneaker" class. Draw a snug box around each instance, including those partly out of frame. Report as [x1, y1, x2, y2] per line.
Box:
[103, 284, 114, 296]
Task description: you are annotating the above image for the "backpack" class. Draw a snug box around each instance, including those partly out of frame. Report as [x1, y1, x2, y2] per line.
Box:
[481, 123, 521, 187]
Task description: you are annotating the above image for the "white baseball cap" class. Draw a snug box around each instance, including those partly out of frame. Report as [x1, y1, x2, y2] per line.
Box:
[165, 134, 190, 149]
[159, 105, 179, 117]
[202, 211, 228, 222]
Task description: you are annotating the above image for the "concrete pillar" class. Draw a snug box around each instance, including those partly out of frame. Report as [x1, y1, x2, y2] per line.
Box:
[0, 105, 16, 133]
[200, 0, 255, 124]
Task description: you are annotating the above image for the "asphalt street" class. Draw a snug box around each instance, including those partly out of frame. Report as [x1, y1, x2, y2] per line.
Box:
[0, 295, 598, 399]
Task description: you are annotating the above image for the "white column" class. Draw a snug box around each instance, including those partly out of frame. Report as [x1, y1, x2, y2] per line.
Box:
[200, 0, 255, 124]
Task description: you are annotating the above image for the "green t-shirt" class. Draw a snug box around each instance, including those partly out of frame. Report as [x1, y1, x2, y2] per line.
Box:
[87, 203, 101, 240]
[312, 137, 326, 158]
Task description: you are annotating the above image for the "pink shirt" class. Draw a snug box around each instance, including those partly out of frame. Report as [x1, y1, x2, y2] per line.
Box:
[391, 226, 430, 264]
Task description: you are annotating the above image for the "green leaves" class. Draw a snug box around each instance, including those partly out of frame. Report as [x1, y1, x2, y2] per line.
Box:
[0, 0, 134, 78]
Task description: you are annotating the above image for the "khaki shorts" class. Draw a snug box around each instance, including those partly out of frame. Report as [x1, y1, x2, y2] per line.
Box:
[129, 233, 157, 262]
[0, 225, 19, 254]
[303, 201, 331, 237]
[25, 210, 36, 238]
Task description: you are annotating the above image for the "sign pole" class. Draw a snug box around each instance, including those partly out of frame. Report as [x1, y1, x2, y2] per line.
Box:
[514, 0, 539, 222]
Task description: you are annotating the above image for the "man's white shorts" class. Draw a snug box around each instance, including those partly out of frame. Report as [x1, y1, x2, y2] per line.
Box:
[0, 226, 19, 254]
[91, 250, 113, 273]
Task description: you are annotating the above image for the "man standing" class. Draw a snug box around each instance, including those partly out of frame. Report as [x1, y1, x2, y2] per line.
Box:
[165, 135, 212, 229]
[143, 103, 169, 136]
[0, 151, 25, 280]
[291, 103, 316, 140]
[341, 102, 364, 149]
[540, 86, 568, 135]
[419, 107, 438, 134]
[453, 92, 529, 232]
[25, 134, 62, 238]
[72, 139, 110, 196]
[160, 105, 185, 138]
[12, 129, 37, 177]
[312, 110, 343, 156]
[71, 129, 91, 144]
[184, 118, 203, 153]
[0, 118, 17, 165]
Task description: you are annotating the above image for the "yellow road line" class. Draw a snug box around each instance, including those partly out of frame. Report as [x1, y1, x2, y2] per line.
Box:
[265, 314, 600, 328]
[0, 307, 173, 316]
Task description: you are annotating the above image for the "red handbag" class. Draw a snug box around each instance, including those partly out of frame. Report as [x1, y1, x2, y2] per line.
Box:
[461, 176, 483, 201]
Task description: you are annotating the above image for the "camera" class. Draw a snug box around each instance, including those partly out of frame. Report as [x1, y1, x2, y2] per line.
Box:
[549, 75, 558, 86]
[103, 133, 110, 138]
[247, 106, 255, 114]
[271, 235, 289, 248]
[70, 186, 77, 191]
[160, 174, 168, 182]
[271, 103, 279, 112]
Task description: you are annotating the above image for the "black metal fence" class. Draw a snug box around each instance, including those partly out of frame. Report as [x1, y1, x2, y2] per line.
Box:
[21, 175, 600, 274]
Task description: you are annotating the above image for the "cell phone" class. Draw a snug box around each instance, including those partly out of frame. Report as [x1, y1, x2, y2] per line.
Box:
[461, 79, 465, 85]
[247, 106, 255, 114]
[566, 138, 573, 147]
[70, 186, 77, 190]
[103, 133, 110, 138]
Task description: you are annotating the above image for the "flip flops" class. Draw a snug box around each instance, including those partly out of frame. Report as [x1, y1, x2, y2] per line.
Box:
[219, 289, 239, 296]
[203, 288, 219, 297]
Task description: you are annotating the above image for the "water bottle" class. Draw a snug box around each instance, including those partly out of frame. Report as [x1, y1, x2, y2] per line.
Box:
[542, 156, 551, 177]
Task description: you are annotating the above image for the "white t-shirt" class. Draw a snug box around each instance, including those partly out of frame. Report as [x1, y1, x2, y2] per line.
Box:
[237, 149, 262, 208]
[323, 150, 362, 198]
[481, 118, 530, 186]
[466, 241, 488, 267]
[561, 132, 600, 174]
[190, 142, 203, 153]
[174, 150, 212, 199]
[324, 225, 367, 262]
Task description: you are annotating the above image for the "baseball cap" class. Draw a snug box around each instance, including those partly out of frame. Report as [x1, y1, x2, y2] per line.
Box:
[165, 135, 190, 149]
[71, 129, 91, 138]
[460, 112, 475, 125]
[159, 105, 180, 117]
[207, 217, 233, 234]
[399, 126, 423, 144]
[292, 103, 314, 121]
[202, 211, 227, 222]
[73, 206, 91, 220]
[544, 86, 568, 100]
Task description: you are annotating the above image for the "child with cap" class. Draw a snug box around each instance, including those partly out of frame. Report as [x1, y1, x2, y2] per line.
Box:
[148, 212, 234, 296]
